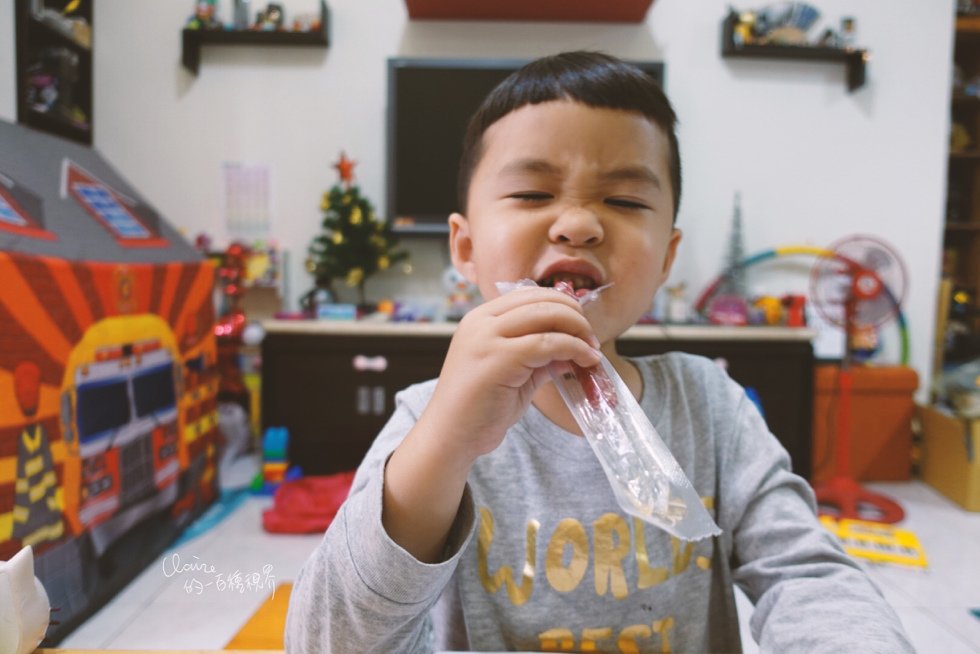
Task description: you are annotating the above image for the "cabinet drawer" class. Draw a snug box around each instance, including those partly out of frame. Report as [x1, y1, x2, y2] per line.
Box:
[261, 333, 448, 474]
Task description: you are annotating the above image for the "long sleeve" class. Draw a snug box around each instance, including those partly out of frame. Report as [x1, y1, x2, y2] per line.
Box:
[284, 382, 476, 654]
[286, 354, 916, 653]
[719, 387, 914, 653]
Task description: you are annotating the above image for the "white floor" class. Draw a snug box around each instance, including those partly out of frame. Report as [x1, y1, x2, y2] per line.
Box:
[59, 481, 980, 653]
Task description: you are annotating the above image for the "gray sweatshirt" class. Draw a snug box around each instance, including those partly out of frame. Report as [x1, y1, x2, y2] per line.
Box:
[285, 353, 914, 653]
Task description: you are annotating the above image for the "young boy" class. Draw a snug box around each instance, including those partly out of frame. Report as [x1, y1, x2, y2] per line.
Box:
[285, 51, 913, 653]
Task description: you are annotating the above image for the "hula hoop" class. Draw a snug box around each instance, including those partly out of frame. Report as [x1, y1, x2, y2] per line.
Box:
[693, 245, 910, 366]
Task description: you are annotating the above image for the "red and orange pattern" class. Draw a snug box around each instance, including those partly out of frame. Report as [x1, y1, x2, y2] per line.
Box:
[0, 250, 218, 561]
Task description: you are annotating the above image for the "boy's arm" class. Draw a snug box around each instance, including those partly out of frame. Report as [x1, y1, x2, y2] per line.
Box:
[285, 384, 474, 654]
[383, 288, 600, 562]
[286, 289, 599, 653]
[721, 392, 915, 653]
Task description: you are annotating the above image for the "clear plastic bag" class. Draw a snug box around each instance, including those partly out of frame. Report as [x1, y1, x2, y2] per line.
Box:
[497, 279, 722, 541]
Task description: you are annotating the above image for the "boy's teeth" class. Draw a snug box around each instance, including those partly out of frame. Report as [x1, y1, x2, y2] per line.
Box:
[541, 274, 595, 290]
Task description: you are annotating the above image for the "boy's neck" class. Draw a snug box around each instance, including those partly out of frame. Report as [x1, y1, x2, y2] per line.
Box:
[531, 350, 641, 436]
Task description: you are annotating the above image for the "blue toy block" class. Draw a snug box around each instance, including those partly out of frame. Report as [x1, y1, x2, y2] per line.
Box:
[262, 426, 289, 461]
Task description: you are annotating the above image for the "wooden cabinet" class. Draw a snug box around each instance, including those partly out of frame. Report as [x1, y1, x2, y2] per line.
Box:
[14, 0, 93, 144]
[262, 322, 815, 479]
[940, 15, 980, 368]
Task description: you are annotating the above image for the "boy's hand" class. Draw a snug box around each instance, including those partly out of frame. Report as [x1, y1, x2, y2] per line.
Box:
[426, 287, 601, 461]
[383, 287, 600, 562]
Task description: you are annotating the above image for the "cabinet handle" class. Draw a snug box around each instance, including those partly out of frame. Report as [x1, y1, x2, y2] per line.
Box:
[353, 355, 388, 372]
[357, 386, 371, 415]
[372, 386, 386, 416]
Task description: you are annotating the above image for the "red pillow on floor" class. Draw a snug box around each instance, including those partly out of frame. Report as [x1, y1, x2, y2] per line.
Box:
[261, 471, 356, 534]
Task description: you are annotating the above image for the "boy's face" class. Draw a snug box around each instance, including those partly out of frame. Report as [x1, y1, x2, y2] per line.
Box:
[449, 100, 681, 345]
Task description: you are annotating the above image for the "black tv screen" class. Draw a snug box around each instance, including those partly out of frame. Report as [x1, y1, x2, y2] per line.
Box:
[386, 57, 665, 235]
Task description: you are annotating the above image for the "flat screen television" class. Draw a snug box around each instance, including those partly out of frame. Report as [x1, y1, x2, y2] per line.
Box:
[386, 57, 665, 235]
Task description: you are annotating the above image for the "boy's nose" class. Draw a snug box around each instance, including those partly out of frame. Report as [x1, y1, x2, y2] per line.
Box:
[549, 206, 603, 246]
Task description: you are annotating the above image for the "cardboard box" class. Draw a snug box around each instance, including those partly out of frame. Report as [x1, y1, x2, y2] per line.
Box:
[918, 404, 980, 512]
[812, 365, 919, 482]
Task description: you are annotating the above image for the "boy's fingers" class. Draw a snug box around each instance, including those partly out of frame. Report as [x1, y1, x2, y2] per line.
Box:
[480, 286, 584, 317]
[502, 332, 602, 372]
[491, 301, 598, 348]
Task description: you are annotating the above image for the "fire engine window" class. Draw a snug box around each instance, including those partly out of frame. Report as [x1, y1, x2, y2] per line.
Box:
[0, 194, 28, 226]
[133, 364, 176, 418]
[73, 183, 152, 239]
[185, 354, 205, 373]
[63, 159, 167, 247]
[0, 169, 56, 240]
[76, 379, 131, 441]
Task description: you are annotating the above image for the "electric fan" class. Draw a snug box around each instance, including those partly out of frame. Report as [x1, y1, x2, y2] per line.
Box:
[808, 235, 908, 523]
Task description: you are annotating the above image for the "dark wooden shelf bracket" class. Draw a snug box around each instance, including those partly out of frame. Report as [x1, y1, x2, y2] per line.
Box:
[720, 11, 869, 93]
[181, 0, 329, 75]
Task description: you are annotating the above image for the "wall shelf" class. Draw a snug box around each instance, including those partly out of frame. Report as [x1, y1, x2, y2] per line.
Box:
[21, 107, 90, 143]
[950, 151, 980, 161]
[403, 0, 654, 22]
[181, 0, 329, 75]
[15, 0, 93, 144]
[936, 14, 980, 371]
[946, 223, 980, 233]
[720, 10, 869, 92]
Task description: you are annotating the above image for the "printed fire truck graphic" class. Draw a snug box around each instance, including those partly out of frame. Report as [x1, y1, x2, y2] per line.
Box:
[59, 314, 217, 554]
[0, 250, 219, 563]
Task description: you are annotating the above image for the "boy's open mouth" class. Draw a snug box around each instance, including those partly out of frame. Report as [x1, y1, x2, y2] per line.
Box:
[536, 272, 608, 298]
[537, 274, 599, 292]
[534, 259, 605, 298]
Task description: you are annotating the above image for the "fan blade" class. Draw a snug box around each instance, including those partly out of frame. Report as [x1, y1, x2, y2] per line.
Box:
[855, 292, 894, 327]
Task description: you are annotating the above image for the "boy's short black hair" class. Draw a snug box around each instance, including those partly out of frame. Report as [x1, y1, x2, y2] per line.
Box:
[457, 50, 682, 221]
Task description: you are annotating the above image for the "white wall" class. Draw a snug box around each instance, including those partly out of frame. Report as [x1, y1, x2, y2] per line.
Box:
[4, 0, 956, 392]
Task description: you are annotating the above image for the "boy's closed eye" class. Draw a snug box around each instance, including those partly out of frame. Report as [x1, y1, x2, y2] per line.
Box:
[604, 197, 652, 210]
[508, 191, 553, 202]
[506, 193, 651, 210]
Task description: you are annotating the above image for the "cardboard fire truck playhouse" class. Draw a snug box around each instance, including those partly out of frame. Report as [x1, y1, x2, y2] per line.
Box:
[0, 119, 220, 642]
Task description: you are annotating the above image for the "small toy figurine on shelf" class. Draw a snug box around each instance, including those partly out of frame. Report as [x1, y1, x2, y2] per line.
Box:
[707, 294, 749, 326]
[665, 282, 690, 324]
[783, 294, 807, 327]
[752, 295, 785, 326]
[839, 17, 857, 48]
[233, 0, 250, 29]
[732, 3, 821, 46]
[255, 2, 285, 30]
[442, 265, 480, 321]
[215, 241, 251, 410]
[292, 12, 320, 32]
[186, 0, 220, 29]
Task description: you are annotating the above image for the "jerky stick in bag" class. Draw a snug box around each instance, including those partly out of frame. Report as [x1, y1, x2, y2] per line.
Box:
[497, 280, 721, 542]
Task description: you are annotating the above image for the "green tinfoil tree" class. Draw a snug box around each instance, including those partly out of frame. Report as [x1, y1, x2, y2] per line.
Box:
[304, 154, 408, 308]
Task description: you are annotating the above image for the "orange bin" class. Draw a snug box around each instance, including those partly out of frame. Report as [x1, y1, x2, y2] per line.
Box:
[811, 365, 919, 482]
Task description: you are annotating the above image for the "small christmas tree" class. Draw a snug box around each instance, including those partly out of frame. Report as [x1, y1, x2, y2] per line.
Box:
[304, 153, 408, 308]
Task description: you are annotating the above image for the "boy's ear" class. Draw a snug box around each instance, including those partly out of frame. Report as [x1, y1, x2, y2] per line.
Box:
[662, 228, 682, 276]
[449, 212, 478, 284]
